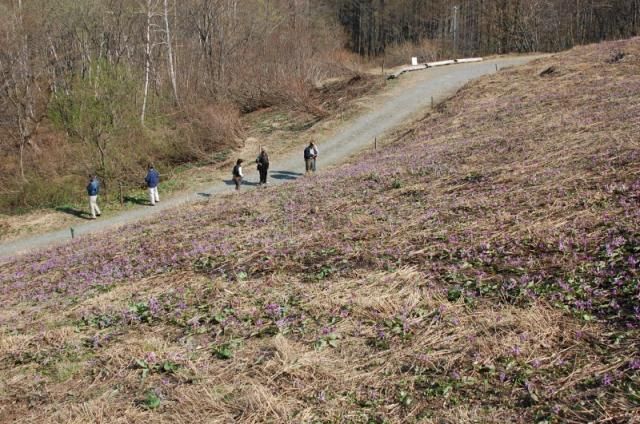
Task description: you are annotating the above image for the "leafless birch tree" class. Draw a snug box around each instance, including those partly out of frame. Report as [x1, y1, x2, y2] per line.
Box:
[163, 0, 179, 104]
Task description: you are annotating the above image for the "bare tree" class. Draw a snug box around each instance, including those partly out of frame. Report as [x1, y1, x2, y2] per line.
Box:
[0, 0, 53, 182]
[163, 0, 179, 104]
[141, 0, 160, 124]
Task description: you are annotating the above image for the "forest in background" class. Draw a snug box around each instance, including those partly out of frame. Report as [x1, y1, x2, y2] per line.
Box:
[1, 0, 639, 212]
[331, 0, 640, 59]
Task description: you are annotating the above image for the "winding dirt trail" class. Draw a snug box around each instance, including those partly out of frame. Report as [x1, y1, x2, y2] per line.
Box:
[0, 55, 544, 261]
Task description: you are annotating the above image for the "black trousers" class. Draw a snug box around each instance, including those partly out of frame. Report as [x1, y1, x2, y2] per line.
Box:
[259, 164, 269, 184]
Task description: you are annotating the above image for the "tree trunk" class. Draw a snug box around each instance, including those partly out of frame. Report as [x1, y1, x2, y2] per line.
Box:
[19, 140, 27, 182]
[163, 0, 179, 105]
[141, 0, 152, 125]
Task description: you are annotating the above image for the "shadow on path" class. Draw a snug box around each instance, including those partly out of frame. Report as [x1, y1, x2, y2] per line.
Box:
[222, 179, 260, 187]
[270, 170, 303, 181]
[55, 206, 92, 220]
[123, 196, 149, 206]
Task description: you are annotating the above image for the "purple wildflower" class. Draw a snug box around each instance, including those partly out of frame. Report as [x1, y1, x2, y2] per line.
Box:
[558, 238, 567, 252]
[265, 303, 282, 319]
[276, 317, 289, 329]
[148, 297, 160, 316]
[558, 280, 571, 292]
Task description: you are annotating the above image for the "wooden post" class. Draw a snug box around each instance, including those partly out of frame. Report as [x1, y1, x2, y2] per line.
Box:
[495, 64, 498, 72]
[70, 227, 75, 239]
[374, 137, 377, 150]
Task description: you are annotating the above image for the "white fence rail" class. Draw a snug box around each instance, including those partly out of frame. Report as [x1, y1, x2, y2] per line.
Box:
[388, 57, 484, 79]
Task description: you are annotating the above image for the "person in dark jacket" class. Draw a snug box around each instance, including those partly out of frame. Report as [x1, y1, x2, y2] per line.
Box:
[232, 159, 244, 191]
[256, 148, 269, 185]
[304, 141, 319, 175]
[86, 175, 101, 219]
[145, 164, 160, 206]
[304, 142, 314, 175]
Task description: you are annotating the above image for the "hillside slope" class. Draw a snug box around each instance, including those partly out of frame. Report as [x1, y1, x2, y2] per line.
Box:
[1, 39, 639, 423]
[0, 55, 540, 259]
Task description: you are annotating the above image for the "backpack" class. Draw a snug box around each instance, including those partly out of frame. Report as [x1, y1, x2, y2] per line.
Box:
[256, 152, 269, 168]
[232, 164, 240, 177]
[304, 146, 312, 160]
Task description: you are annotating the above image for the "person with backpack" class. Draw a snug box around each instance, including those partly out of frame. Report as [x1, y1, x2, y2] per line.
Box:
[232, 159, 244, 190]
[256, 147, 269, 185]
[145, 164, 160, 206]
[304, 142, 315, 175]
[86, 175, 101, 219]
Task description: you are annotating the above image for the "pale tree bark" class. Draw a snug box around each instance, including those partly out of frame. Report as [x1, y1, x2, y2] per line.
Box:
[163, 0, 179, 105]
[141, 0, 154, 125]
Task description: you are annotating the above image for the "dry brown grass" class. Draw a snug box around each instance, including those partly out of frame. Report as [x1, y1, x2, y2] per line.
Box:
[1, 267, 632, 423]
[2, 38, 640, 423]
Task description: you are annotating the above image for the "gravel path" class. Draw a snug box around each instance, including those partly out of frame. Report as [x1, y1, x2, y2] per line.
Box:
[0, 56, 543, 261]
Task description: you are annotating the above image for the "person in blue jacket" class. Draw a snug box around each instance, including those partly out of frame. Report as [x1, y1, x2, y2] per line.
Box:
[86, 175, 101, 219]
[145, 164, 160, 206]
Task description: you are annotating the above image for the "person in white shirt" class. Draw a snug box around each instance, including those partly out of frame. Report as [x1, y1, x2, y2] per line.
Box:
[310, 142, 319, 172]
[232, 159, 244, 190]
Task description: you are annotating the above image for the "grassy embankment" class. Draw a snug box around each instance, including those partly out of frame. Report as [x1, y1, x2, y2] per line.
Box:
[0, 74, 380, 242]
[0, 39, 639, 423]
